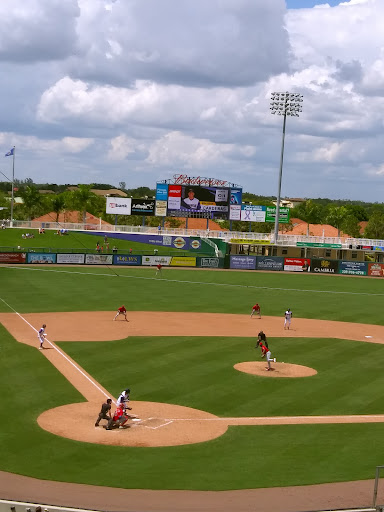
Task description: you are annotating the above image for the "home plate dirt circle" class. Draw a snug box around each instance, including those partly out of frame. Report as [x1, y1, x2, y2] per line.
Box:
[234, 361, 318, 377]
[37, 401, 228, 447]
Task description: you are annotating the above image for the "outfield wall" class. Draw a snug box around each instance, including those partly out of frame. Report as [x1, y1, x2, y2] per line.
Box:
[2, 251, 384, 277]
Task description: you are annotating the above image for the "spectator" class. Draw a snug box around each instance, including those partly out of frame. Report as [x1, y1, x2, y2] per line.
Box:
[112, 246, 118, 254]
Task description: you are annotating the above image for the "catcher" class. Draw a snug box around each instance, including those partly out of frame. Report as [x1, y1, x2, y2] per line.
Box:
[105, 403, 130, 430]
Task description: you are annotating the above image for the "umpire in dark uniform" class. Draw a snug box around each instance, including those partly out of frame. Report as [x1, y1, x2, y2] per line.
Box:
[95, 398, 112, 427]
[256, 330, 269, 349]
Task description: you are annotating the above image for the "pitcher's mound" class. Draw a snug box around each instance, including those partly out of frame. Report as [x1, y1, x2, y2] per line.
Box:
[234, 361, 317, 378]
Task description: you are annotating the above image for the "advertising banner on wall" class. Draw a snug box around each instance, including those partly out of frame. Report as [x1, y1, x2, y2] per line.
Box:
[167, 185, 230, 218]
[113, 255, 142, 266]
[339, 261, 367, 275]
[190, 238, 202, 250]
[230, 189, 242, 205]
[131, 199, 155, 215]
[57, 254, 85, 264]
[230, 255, 257, 270]
[85, 254, 113, 265]
[256, 256, 284, 271]
[284, 258, 311, 272]
[311, 258, 338, 274]
[297, 242, 342, 249]
[0, 252, 26, 263]
[231, 238, 270, 245]
[368, 263, 384, 277]
[106, 197, 132, 215]
[197, 257, 223, 268]
[156, 183, 168, 201]
[27, 253, 56, 264]
[155, 200, 167, 217]
[142, 256, 172, 266]
[170, 256, 196, 267]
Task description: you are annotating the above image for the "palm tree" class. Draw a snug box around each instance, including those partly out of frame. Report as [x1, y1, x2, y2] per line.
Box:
[51, 194, 67, 222]
[69, 185, 96, 223]
[19, 186, 42, 220]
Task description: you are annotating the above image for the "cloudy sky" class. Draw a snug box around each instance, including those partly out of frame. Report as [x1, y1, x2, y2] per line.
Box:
[1, 0, 383, 201]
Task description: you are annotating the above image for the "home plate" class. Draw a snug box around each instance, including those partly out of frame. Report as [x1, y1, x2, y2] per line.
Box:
[131, 418, 141, 422]
[365, 336, 373, 338]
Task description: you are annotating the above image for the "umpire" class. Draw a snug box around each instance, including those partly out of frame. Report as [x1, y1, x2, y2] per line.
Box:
[256, 330, 269, 349]
[95, 398, 112, 427]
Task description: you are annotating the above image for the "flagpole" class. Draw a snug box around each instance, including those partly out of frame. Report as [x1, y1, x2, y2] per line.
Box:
[10, 146, 15, 227]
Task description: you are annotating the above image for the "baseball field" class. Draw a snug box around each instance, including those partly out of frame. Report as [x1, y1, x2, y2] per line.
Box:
[1, 263, 384, 510]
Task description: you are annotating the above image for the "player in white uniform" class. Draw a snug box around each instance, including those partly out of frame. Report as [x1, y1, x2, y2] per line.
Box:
[117, 388, 131, 410]
[284, 309, 292, 330]
[182, 189, 201, 210]
[38, 324, 47, 349]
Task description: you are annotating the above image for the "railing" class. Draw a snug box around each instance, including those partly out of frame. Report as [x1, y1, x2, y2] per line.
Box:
[6, 220, 384, 249]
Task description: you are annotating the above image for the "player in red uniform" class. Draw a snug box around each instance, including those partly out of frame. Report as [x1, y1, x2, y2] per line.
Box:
[259, 342, 276, 371]
[113, 305, 128, 321]
[156, 263, 162, 276]
[105, 403, 129, 430]
[250, 303, 261, 318]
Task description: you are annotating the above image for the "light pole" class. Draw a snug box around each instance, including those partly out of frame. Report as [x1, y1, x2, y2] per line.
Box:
[270, 92, 303, 244]
[0, 171, 13, 223]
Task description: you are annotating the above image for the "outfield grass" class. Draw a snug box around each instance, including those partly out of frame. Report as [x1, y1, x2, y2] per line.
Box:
[0, 265, 383, 324]
[1, 264, 384, 490]
[0, 228, 202, 255]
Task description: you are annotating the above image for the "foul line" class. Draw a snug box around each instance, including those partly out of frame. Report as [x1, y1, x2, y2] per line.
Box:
[0, 296, 113, 403]
[163, 414, 384, 422]
[2, 265, 384, 297]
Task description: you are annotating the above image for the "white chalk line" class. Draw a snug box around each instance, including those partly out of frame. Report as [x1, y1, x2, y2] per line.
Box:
[163, 414, 384, 422]
[0, 297, 163, 431]
[1, 264, 384, 297]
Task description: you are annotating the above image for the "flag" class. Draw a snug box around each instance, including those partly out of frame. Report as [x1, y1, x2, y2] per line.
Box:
[5, 148, 14, 157]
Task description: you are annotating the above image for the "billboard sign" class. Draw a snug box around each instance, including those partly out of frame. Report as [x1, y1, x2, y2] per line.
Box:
[0, 252, 26, 263]
[339, 261, 367, 275]
[142, 256, 172, 266]
[265, 206, 290, 223]
[229, 205, 241, 220]
[131, 199, 155, 215]
[27, 253, 56, 264]
[368, 263, 384, 277]
[170, 256, 196, 267]
[256, 256, 284, 271]
[311, 258, 338, 274]
[241, 205, 266, 222]
[155, 200, 167, 217]
[167, 185, 182, 210]
[230, 189, 242, 205]
[85, 254, 113, 265]
[56, 254, 85, 264]
[106, 197, 132, 215]
[114, 255, 142, 266]
[230, 255, 257, 270]
[284, 258, 311, 272]
[156, 183, 168, 201]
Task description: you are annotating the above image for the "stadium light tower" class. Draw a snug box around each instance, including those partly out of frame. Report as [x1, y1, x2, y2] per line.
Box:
[270, 92, 303, 244]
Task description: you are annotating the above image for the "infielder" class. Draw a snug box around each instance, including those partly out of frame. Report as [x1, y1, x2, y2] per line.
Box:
[38, 324, 47, 349]
[284, 308, 293, 330]
[250, 303, 261, 318]
[114, 305, 128, 321]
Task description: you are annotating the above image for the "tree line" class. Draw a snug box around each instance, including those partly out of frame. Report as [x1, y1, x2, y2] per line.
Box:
[1, 182, 384, 238]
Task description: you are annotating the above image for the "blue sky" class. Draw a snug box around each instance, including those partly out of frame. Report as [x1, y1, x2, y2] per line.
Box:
[286, 0, 342, 7]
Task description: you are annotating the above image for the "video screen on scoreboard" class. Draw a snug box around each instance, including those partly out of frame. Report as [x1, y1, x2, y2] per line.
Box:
[167, 185, 230, 218]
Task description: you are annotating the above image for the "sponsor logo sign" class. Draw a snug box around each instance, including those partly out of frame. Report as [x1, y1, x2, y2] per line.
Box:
[373, 246, 384, 251]
[230, 189, 242, 205]
[167, 185, 182, 210]
[199, 257, 220, 268]
[56, 254, 85, 264]
[311, 258, 338, 274]
[170, 256, 196, 267]
[131, 199, 155, 215]
[265, 206, 290, 223]
[368, 263, 384, 277]
[284, 258, 311, 272]
[229, 204, 241, 220]
[0, 252, 26, 263]
[241, 205, 266, 223]
[114, 255, 142, 266]
[230, 255, 256, 270]
[190, 239, 201, 250]
[339, 261, 367, 275]
[297, 242, 342, 249]
[142, 256, 172, 266]
[156, 183, 168, 201]
[155, 200, 167, 217]
[85, 254, 113, 265]
[256, 256, 284, 271]
[173, 236, 186, 249]
[27, 253, 56, 264]
[230, 238, 270, 245]
[106, 197, 132, 215]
